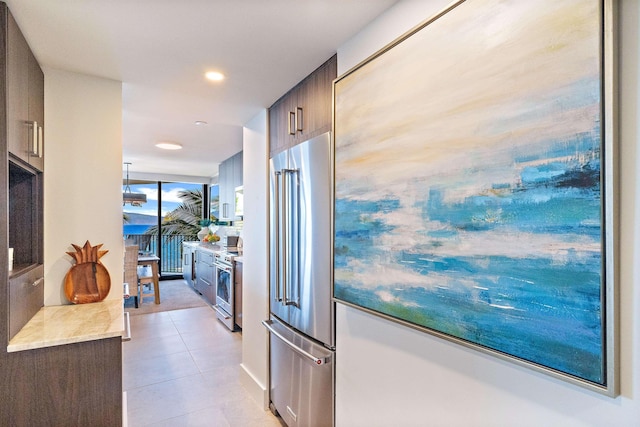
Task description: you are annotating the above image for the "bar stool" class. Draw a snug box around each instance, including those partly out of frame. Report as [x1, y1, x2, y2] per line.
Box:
[137, 255, 161, 305]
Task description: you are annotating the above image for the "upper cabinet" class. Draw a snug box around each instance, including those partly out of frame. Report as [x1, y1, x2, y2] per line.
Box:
[218, 151, 243, 222]
[27, 47, 44, 171]
[269, 55, 337, 158]
[3, 6, 45, 333]
[6, 11, 44, 171]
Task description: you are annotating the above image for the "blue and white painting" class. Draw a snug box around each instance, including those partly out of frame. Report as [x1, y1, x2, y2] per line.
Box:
[334, 0, 606, 384]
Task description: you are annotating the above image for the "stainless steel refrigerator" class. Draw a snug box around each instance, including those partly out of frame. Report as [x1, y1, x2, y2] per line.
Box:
[263, 132, 334, 427]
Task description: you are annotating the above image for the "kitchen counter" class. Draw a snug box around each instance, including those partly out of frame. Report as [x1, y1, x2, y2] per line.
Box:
[195, 242, 223, 252]
[192, 242, 243, 258]
[7, 299, 124, 352]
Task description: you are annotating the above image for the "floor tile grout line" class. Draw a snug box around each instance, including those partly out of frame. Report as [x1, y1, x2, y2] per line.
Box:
[170, 308, 221, 375]
[123, 370, 205, 394]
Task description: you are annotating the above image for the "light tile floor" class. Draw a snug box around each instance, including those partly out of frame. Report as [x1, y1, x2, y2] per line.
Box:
[123, 306, 285, 427]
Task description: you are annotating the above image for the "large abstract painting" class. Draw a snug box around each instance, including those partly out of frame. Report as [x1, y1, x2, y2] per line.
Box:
[333, 0, 617, 395]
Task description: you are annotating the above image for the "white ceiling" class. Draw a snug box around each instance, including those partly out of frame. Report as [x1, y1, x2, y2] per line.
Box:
[5, 0, 398, 180]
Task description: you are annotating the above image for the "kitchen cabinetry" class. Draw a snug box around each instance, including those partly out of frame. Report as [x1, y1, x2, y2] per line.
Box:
[195, 248, 215, 304]
[6, 301, 123, 426]
[6, 11, 44, 171]
[182, 242, 197, 288]
[6, 336, 122, 425]
[8, 264, 44, 339]
[0, 4, 121, 424]
[218, 151, 243, 221]
[2, 3, 45, 348]
[269, 54, 336, 158]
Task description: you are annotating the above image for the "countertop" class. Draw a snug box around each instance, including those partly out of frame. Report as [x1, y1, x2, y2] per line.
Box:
[185, 241, 243, 262]
[194, 243, 223, 252]
[7, 299, 124, 353]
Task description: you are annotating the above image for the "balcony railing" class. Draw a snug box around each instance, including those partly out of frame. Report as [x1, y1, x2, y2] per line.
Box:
[124, 233, 199, 276]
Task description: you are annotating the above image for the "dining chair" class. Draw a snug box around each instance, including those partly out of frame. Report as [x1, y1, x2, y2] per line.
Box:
[124, 244, 139, 308]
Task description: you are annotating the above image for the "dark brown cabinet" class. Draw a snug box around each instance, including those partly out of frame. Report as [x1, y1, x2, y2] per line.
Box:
[8, 264, 44, 340]
[27, 47, 44, 171]
[4, 337, 123, 426]
[6, 11, 44, 171]
[268, 89, 298, 156]
[1, 4, 122, 425]
[3, 4, 45, 343]
[269, 55, 337, 157]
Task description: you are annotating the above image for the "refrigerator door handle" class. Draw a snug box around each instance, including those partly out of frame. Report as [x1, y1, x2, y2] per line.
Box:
[274, 170, 284, 303]
[280, 169, 289, 306]
[262, 320, 329, 366]
[283, 168, 300, 308]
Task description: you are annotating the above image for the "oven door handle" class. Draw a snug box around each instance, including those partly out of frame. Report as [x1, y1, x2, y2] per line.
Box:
[213, 305, 232, 320]
[213, 262, 233, 273]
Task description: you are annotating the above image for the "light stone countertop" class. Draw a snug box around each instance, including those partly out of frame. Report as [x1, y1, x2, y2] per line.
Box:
[7, 299, 124, 353]
[196, 243, 222, 252]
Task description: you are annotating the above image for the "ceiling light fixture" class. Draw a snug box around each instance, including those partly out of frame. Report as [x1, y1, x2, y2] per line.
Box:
[155, 142, 183, 150]
[123, 162, 147, 207]
[195, 120, 208, 126]
[205, 71, 225, 81]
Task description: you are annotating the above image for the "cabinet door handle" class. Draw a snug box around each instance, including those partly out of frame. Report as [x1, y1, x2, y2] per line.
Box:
[32, 277, 44, 287]
[295, 107, 303, 132]
[28, 121, 39, 155]
[38, 126, 43, 158]
[122, 312, 132, 341]
[288, 111, 296, 135]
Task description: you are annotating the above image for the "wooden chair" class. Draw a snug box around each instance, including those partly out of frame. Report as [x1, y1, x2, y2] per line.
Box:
[124, 245, 139, 308]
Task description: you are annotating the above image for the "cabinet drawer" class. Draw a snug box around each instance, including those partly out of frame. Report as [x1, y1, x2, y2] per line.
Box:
[197, 249, 214, 266]
[9, 264, 44, 340]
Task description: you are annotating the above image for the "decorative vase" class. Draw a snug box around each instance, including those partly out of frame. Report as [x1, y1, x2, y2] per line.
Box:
[197, 227, 209, 241]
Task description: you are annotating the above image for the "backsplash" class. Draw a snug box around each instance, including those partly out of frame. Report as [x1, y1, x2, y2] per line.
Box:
[211, 221, 243, 251]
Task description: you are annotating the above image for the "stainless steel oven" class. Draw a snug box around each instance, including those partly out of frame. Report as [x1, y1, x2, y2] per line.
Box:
[213, 251, 236, 331]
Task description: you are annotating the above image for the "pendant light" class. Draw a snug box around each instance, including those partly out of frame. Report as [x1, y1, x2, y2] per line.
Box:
[123, 162, 147, 206]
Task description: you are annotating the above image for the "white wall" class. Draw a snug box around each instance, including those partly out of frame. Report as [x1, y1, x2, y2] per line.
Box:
[43, 68, 123, 306]
[240, 110, 270, 408]
[335, 0, 640, 426]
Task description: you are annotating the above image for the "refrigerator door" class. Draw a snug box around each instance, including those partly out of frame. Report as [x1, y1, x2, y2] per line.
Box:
[270, 149, 290, 324]
[287, 132, 334, 347]
[264, 317, 334, 427]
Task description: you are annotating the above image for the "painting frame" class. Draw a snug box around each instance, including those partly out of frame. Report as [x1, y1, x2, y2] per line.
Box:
[332, 0, 618, 396]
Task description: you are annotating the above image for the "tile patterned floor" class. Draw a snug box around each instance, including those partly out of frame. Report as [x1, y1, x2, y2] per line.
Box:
[123, 306, 285, 426]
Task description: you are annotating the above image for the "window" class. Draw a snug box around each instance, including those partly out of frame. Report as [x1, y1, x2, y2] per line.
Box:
[123, 180, 205, 277]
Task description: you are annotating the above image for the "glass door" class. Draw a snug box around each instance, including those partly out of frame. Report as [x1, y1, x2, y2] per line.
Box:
[123, 180, 206, 277]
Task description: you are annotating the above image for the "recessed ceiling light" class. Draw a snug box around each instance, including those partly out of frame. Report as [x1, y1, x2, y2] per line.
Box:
[155, 142, 183, 150]
[195, 120, 208, 125]
[205, 71, 225, 81]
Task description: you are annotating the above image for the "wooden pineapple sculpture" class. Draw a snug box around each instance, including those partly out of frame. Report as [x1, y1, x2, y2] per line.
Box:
[64, 241, 111, 304]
